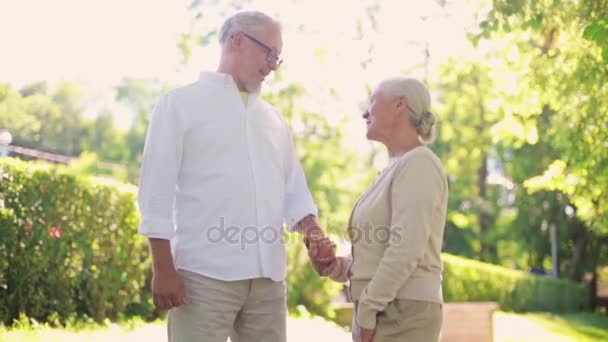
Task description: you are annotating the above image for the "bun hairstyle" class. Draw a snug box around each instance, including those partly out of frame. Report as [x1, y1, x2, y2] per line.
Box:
[380, 77, 437, 144]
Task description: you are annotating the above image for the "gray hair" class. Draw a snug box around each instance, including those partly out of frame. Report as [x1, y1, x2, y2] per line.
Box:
[380, 77, 437, 144]
[218, 11, 281, 45]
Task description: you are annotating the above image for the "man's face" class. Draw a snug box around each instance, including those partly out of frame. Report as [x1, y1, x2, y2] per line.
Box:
[236, 24, 282, 92]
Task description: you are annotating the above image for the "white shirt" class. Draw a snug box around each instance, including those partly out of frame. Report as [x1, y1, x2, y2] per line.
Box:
[137, 72, 318, 282]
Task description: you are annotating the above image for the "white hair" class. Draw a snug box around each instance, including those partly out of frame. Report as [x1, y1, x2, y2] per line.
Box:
[380, 77, 437, 144]
[218, 11, 281, 45]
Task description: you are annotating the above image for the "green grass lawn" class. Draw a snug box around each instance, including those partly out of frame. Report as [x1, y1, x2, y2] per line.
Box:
[0, 314, 351, 342]
[0, 315, 165, 342]
[2, 311, 607, 342]
[526, 312, 608, 342]
[494, 311, 608, 342]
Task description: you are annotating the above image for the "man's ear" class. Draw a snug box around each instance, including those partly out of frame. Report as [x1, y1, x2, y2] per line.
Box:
[230, 32, 243, 49]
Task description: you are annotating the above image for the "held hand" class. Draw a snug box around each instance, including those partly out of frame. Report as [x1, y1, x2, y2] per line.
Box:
[311, 237, 336, 263]
[152, 267, 187, 310]
[297, 216, 337, 276]
[308, 237, 337, 275]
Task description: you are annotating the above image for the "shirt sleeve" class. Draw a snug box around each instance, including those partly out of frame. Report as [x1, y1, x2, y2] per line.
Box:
[356, 155, 445, 329]
[282, 127, 318, 232]
[137, 93, 183, 240]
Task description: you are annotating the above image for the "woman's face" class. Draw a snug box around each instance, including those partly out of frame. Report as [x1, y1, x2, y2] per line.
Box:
[362, 85, 399, 142]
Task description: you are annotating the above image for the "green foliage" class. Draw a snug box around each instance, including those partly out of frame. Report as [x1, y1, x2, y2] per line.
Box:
[0, 314, 167, 341]
[494, 311, 608, 342]
[466, 0, 608, 282]
[433, 59, 513, 262]
[443, 253, 591, 312]
[285, 237, 342, 320]
[526, 312, 608, 342]
[114, 78, 171, 184]
[0, 79, 168, 185]
[1, 74, 370, 323]
[489, 106, 590, 276]
[64, 152, 129, 181]
[0, 82, 86, 155]
[0, 153, 352, 325]
[481, 0, 608, 234]
[2, 0, 604, 325]
[0, 158, 155, 325]
[432, 0, 607, 283]
[79, 113, 129, 164]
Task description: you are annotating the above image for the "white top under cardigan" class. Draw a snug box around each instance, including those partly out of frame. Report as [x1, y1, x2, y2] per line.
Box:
[137, 72, 318, 282]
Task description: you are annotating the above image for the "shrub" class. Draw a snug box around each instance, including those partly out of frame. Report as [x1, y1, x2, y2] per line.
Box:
[0, 157, 340, 325]
[0, 158, 153, 325]
[443, 253, 591, 312]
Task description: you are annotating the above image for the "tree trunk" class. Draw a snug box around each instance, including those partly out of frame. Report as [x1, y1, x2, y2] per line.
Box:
[474, 72, 496, 262]
[590, 270, 598, 310]
[569, 222, 589, 282]
[588, 235, 606, 310]
[478, 153, 496, 261]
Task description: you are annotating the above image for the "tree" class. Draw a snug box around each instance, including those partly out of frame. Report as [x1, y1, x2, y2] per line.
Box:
[479, 0, 608, 280]
[0, 82, 87, 156]
[116, 78, 170, 183]
[0, 84, 42, 148]
[434, 59, 514, 263]
[52, 82, 86, 155]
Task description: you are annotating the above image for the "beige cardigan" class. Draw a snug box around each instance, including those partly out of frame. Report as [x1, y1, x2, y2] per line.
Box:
[325, 146, 448, 329]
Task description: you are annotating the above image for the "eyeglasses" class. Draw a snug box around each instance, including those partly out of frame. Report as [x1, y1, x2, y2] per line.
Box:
[241, 32, 283, 67]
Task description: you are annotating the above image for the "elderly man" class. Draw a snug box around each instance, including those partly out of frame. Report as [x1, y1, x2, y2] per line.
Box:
[137, 10, 335, 342]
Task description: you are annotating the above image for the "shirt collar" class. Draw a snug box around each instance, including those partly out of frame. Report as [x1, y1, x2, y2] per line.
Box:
[198, 72, 260, 98]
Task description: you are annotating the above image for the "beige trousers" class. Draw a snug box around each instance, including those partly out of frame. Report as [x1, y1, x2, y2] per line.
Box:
[352, 299, 442, 342]
[168, 269, 286, 342]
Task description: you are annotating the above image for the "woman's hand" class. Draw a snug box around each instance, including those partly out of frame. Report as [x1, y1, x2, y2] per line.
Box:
[360, 327, 375, 342]
[308, 237, 337, 275]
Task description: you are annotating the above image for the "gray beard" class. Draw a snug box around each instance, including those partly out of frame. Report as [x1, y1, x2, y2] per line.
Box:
[247, 84, 261, 93]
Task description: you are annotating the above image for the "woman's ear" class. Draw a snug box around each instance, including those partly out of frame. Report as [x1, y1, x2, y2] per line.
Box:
[395, 96, 406, 112]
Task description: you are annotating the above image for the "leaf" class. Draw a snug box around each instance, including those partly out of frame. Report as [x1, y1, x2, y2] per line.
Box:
[177, 34, 194, 63]
[582, 22, 608, 43]
[532, 14, 544, 30]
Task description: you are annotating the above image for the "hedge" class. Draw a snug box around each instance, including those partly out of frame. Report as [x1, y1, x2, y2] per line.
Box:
[0, 157, 341, 325]
[443, 253, 590, 312]
[0, 158, 154, 325]
[0, 157, 592, 326]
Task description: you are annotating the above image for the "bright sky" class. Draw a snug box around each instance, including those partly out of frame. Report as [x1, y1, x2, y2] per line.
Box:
[0, 0, 482, 141]
[0, 0, 479, 85]
[0, 0, 191, 87]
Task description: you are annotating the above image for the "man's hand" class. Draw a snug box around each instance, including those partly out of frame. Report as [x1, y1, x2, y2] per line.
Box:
[152, 267, 187, 310]
[148, 238, 187, 310]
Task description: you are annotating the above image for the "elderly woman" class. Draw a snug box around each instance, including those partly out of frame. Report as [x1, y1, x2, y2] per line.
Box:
[314, 77, 448, 342]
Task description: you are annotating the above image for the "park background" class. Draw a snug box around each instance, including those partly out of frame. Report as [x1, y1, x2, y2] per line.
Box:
[0, 0, 607, 341]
